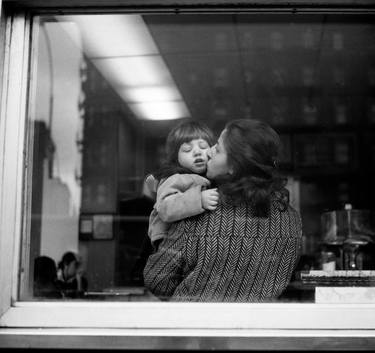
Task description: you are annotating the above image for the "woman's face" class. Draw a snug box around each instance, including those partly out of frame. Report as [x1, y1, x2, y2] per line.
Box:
[206, 129, 231, 180]
[64, 260, 78, 280]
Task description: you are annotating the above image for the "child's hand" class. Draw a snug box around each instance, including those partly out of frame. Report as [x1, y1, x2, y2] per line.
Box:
[201, 188, 219, 211]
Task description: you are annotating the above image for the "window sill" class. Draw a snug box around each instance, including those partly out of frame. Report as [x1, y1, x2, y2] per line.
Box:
[2, 301, 375, 328]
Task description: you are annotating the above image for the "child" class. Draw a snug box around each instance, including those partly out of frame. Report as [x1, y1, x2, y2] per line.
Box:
[144, 120, 219, 249]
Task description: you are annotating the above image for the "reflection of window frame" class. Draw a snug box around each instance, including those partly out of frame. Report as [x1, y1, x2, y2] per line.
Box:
[1, 1, 375, 349]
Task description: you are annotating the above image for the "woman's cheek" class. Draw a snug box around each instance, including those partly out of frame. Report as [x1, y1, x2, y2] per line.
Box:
[206, 161, 216, 179]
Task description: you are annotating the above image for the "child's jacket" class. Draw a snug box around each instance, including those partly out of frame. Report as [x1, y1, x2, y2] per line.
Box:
[145, 173, 211, 244]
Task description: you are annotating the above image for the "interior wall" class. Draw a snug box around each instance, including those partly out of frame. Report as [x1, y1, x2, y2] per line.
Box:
[40, 159, 79, 264]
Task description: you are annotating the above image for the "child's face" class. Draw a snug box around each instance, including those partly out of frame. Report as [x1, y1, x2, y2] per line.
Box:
[178, 138, 210, 174]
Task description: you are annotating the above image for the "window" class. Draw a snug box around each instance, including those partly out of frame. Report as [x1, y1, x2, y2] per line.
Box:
[25, 11, 375, 302]
[2, 1, 375, 350]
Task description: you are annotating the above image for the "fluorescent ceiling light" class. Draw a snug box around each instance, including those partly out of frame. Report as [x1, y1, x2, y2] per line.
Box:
[92, 56, 173, 88]
[57, 15, 190, 120]
[63, 15, 159, 57]
[128, 101, 190, 120]
[120, 86, 182, 103]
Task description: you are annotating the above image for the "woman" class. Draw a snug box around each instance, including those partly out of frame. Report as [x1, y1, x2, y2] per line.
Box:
[56, 251, 88, 298]
[143, 119, 302, 302]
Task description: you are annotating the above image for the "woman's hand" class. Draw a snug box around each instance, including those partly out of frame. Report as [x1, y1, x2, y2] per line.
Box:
[201, 188, 219, 211]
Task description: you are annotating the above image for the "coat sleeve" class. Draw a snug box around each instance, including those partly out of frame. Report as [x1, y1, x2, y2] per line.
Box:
[143, 226, 186, 300]
[155, 174, 210, 223]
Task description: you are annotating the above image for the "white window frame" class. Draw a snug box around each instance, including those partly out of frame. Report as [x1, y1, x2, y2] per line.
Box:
[1, 0, 375, 350]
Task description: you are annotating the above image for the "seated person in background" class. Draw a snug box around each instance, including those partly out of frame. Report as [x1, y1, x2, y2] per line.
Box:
[33, 256, 62, 299]
[56, 251, 88, 298]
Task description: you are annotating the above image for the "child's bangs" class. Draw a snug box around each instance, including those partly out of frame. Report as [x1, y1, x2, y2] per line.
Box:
[179, 126, 212, 145]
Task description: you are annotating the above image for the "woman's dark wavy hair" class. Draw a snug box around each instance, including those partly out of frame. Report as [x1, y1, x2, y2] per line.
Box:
[57, 251, 78, 270]
[153, 120, 215, 180]
[219, 119, 289, 217]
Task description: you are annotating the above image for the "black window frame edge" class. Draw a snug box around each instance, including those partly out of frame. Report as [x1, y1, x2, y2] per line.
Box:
[3, 0, 375, 13]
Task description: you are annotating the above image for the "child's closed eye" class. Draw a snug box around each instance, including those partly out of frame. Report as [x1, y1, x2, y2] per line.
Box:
[180, 144, 192, 152]
[199, 141, 209, 149]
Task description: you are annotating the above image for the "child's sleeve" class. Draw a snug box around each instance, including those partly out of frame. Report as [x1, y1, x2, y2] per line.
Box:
[155, 174, 210, 223]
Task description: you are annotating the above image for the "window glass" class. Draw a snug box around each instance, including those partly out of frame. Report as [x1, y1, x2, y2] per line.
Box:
[25, 13, 375, 303]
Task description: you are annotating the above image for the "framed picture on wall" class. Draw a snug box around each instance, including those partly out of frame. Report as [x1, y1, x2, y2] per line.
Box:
[79, 214, 114, 240]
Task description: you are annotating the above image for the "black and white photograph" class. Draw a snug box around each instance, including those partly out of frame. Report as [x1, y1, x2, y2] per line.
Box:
[1, 0, 375, 351]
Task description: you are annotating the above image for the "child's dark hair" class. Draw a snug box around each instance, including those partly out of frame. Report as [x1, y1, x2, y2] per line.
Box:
[153, 120, 215, 180]
[219, 119, 289, 217]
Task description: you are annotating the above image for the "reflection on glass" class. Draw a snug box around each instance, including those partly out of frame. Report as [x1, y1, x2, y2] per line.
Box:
[25, 13, 375, 303]
[59, 15, 190, 121]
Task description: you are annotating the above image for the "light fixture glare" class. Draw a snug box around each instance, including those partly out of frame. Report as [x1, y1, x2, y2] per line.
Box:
[129, 101, 189, 120]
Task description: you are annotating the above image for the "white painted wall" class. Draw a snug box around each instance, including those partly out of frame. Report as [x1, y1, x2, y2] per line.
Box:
[35, 21, 83, 265]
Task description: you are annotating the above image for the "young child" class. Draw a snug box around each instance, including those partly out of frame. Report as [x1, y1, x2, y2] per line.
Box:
[144, 120, 219, 249]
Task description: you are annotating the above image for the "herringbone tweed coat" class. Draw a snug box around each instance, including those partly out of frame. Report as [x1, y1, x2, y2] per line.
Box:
[143, 200, 302, 302]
